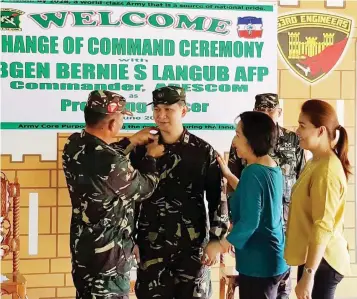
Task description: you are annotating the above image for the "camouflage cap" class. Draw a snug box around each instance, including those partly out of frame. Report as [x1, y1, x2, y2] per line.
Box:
[86, 90, 133, 116]
[147, 86, 186, 106]
[254, 93, 280, 110]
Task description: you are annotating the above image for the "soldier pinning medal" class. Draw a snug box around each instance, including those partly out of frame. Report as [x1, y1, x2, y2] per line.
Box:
[62, 90, 165, 299]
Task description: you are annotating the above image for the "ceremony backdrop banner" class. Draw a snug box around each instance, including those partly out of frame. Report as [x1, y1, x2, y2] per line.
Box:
[1, 0, 277, 141]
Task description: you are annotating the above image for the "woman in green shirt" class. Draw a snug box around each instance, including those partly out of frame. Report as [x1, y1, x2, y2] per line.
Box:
[203, 111, 289, 299]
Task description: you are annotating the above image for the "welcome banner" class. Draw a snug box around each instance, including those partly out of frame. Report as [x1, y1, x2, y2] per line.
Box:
[1, 0, 277, 134]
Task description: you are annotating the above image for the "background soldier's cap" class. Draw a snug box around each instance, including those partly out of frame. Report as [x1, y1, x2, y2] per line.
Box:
[254, 93, 280, 110]
[147, 86, 186, 106]
[86, 90, 133, 116]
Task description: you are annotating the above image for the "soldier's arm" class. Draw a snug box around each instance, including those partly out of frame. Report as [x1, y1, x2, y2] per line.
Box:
[97, 150, 159, 202]
[111, 137, 135, 156]
[128, 146, 149, 243]
[205, 147, 229, 241]
[129, 145, 153, 173]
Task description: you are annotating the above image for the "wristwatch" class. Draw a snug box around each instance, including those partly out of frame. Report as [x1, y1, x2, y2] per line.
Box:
[304, 266, 315, 275]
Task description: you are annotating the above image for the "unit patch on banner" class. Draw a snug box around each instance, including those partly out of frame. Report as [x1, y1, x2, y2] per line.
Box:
[0, 8, 24, 31]
[277, 12, 353, 83]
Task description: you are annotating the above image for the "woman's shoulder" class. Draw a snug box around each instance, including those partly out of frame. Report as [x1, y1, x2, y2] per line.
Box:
[242, 163, 282, 179]
[245, 163, 281, 172]
[312, 154, 346, 184]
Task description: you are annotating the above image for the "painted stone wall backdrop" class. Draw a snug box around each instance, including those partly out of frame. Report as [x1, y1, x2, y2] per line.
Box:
[274, 0, 357, 298]
[1, 0, 357, 298]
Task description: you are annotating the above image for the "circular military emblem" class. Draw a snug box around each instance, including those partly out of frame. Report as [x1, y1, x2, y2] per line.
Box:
[108, 102, 119, 113]
[157, 92, 164, 98]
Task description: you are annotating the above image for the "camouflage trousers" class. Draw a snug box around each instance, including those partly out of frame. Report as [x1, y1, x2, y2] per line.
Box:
[73, 267, 131, 299]
[134, 248, 212, 299]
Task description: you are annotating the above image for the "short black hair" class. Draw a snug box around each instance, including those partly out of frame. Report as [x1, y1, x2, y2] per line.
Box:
[84, 106, 109, 127]
[237, 111, 277, 157]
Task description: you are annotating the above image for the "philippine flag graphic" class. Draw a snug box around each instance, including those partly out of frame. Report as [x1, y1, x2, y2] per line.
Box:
[237, 16, 263, 39]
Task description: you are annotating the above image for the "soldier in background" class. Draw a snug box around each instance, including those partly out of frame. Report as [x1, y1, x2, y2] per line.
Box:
[130, 86, 229, 299]
[62, 90, 165, 299]
[227, 93, 306, 299]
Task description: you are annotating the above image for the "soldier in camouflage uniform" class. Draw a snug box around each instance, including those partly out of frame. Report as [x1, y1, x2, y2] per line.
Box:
[227, 93, 306, 299]
[62, 90, 165, 299]
[130, 86, 229, 299]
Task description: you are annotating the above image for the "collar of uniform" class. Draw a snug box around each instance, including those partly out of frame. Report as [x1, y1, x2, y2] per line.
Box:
[80, 129, 108, 146]
[277, 124, 284, 138]
[158, 128, 190, 145]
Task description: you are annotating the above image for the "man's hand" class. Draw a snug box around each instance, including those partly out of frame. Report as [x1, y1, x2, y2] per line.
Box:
[219, 238, 232, 253]
[146, 139, 165, 158]
[201, 240, 221, 267]
[216, 152, 233, 179]
[129, 127, 159, 146]
[133, 244, 140, 264]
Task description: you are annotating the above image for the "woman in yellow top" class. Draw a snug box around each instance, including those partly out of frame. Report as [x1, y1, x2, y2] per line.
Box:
[285, 99, 351, 299]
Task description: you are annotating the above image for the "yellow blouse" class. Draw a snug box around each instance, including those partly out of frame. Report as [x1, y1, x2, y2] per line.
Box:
[284, 154, 351, 276]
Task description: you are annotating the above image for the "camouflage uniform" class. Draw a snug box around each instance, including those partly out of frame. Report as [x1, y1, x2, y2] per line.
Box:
[228, 93, 306, 299]
[62, 90, 160, 299]
[131, 86, 229, 299]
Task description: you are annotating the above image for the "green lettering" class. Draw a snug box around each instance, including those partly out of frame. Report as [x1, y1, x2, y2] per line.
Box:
[127, 39, 142, 55]
[121, 12, 145, 26]
[148, 13, 174, 28]
[232, 85, 249, 92]
[255, 42, 264, 58]
[134, 64, 147, 80]
[235, 67, 247, 82]
[234, 67, 268, 82]
[125, 102, 147, 114]
[56, 63, 130, 80]
[154, 83, 248, 93]
[153, 65, 229, 81]
[1, 35, 59, 54]
[0, 62, 50, 78]
[88, 37, 99, 55]
[57, 63, 70, 79]
[186, 102, 209, 113]
[219, 42, 233, 57]
[257, 67, 269, 81]
[202, 103, 209, 112]
[28, 12, 68, 29]
[176, 14, 205, 31]
[191, 103, 201, 112]
[61, 99, 72, 111]
[233, 42, 244, 58]
[0, 62, 8, 78]
[244, 42, 255, 58]
[71, 11, 97, 26]
[97, 11, 121, 26]
[179, 40, 190, 57]
[208, 41, 218, 57]
[206, 18, 231, 35]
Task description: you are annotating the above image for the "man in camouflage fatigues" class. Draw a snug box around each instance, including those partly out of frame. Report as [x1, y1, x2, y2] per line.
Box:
[227, 93, 306, 299]
[130, 86, 229, 299]
[62, 90, 164, 299]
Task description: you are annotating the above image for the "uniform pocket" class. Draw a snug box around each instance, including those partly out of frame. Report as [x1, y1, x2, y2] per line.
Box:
[76, 227, 120, 275]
